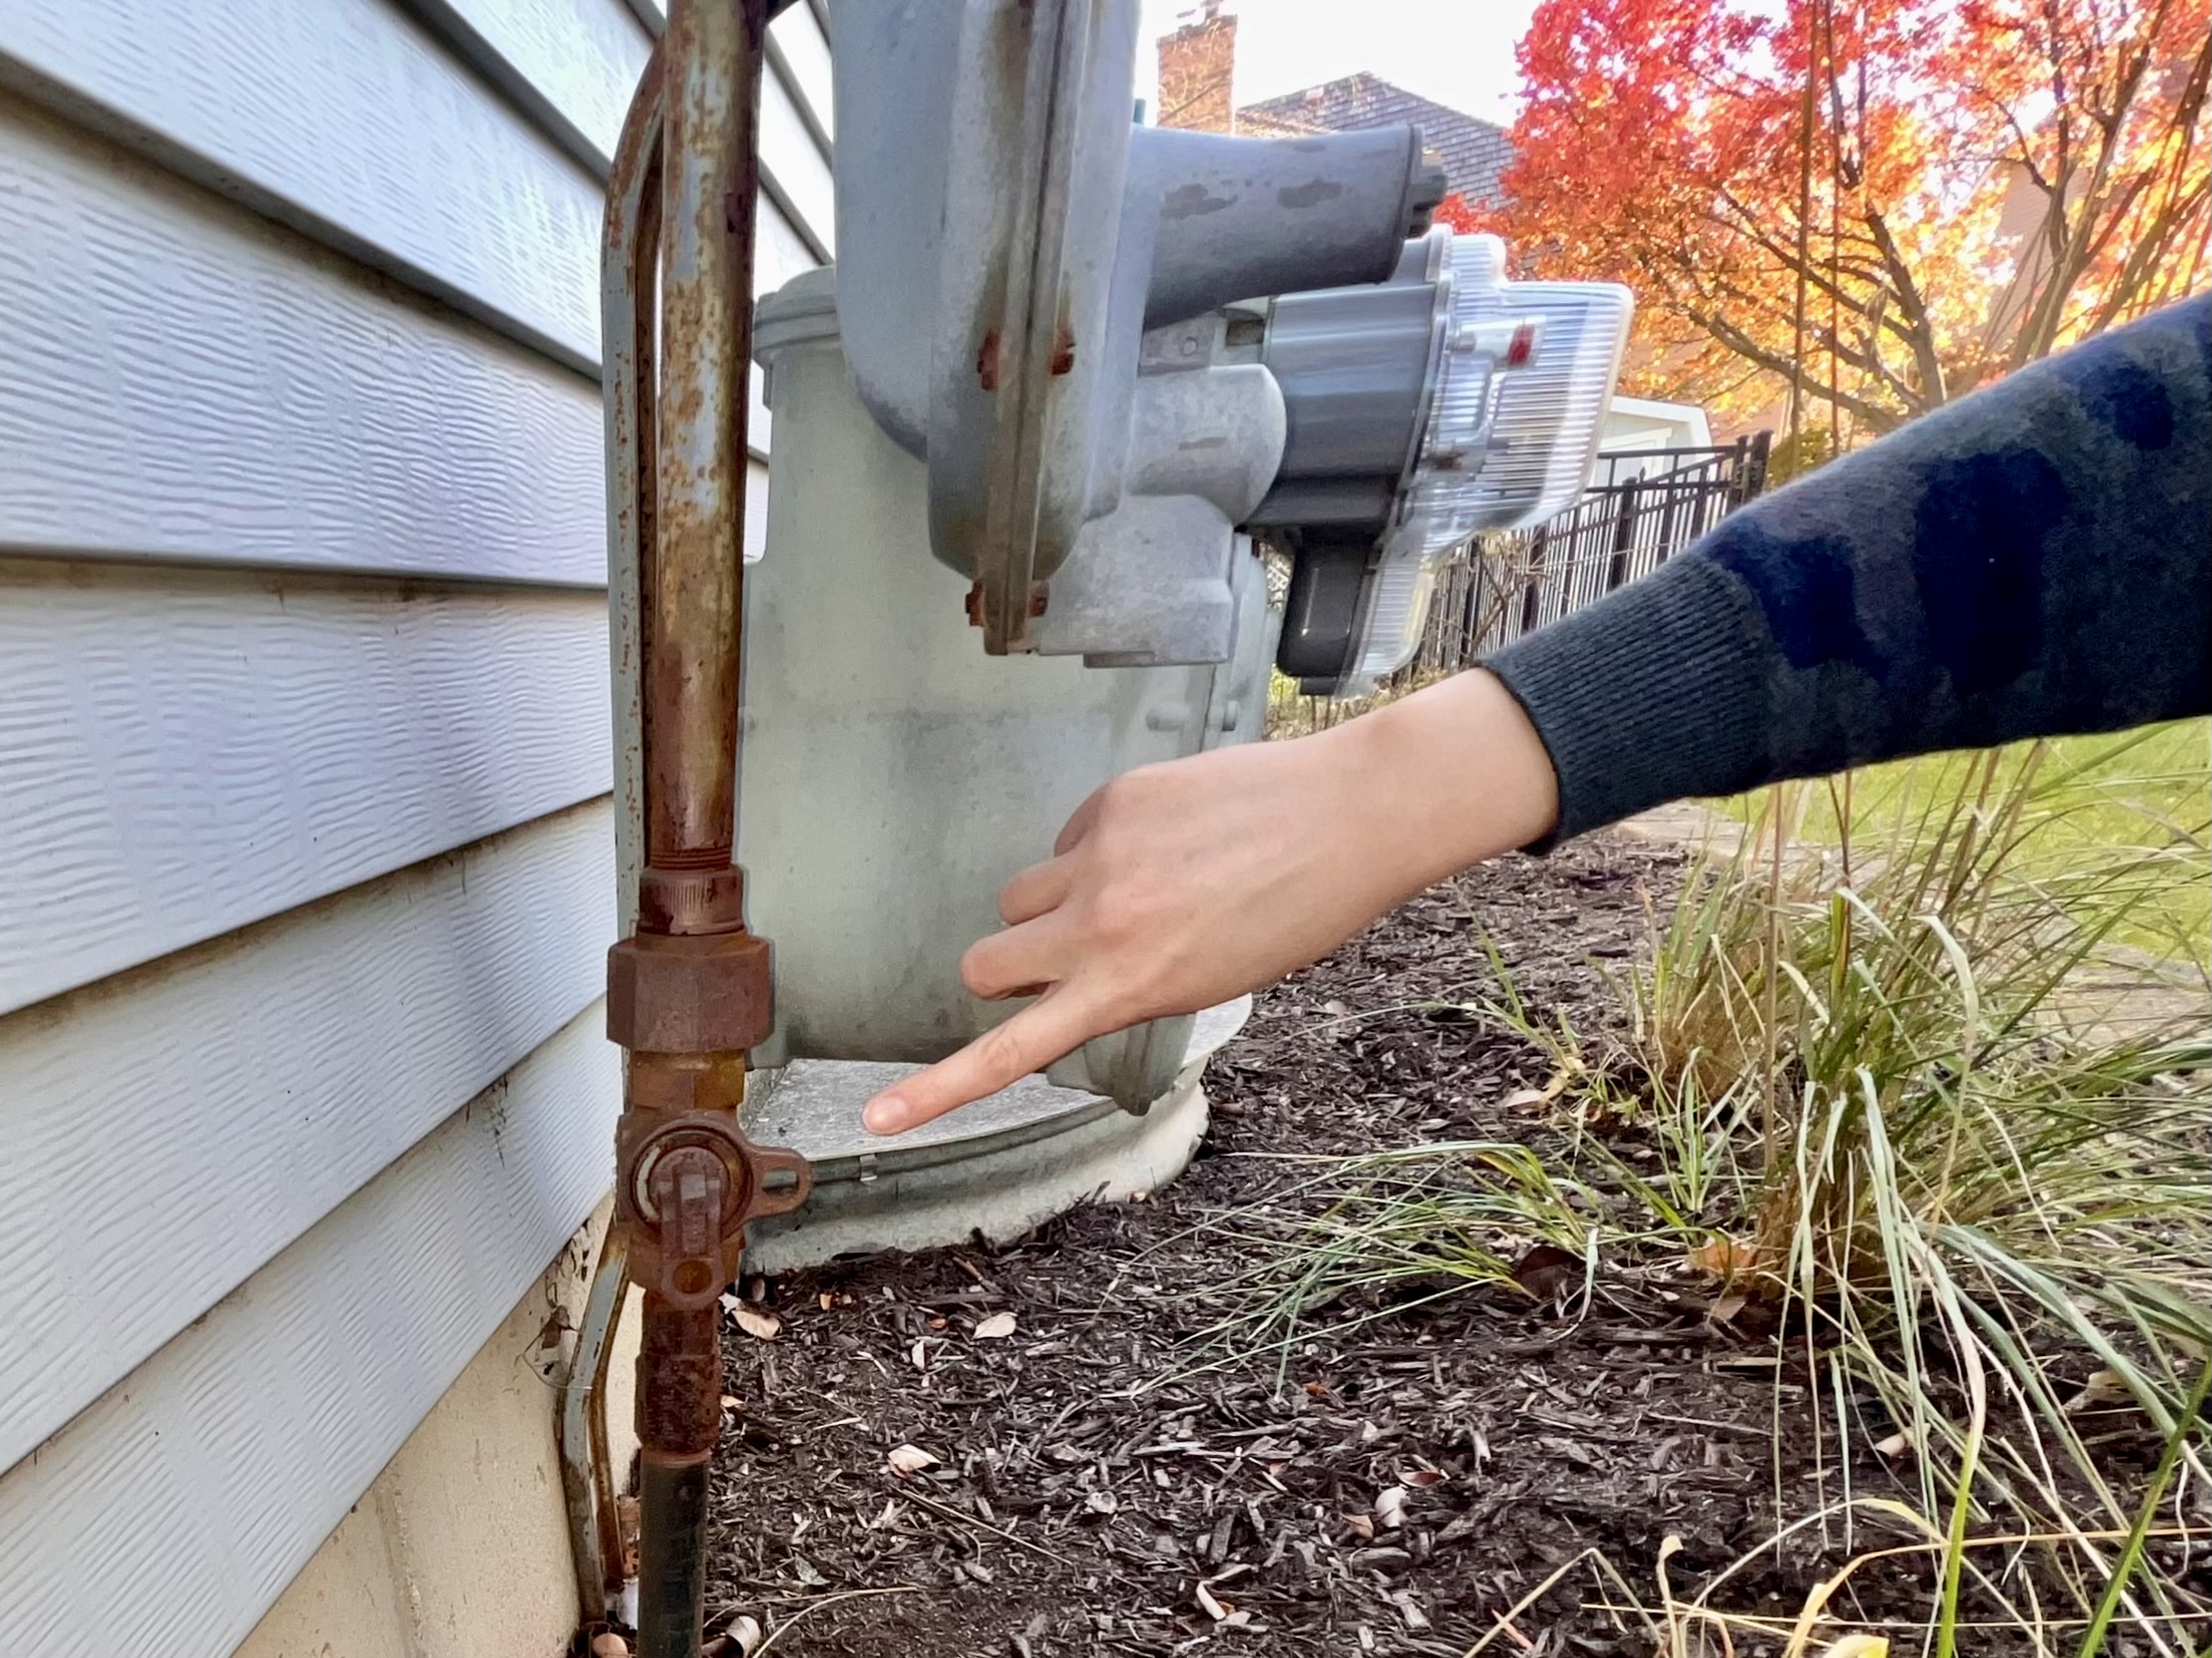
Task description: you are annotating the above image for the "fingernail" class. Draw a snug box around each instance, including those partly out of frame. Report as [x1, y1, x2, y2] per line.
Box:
[862, 1095, 908, 1135]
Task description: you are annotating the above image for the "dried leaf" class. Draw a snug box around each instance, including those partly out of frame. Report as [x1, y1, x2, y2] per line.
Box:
[1512, 1243, 1580, 1299]
[1709, 1293, 1747, 1325]
[719, 1394, 741, 1413]
[1501, 1088, 1548, 1110]
[973, 1310, 1018, 1340]
[1872, 1430, 1915, 1459]
[2063, 1368, 2132, 1414]
[1397, 1466, 1445, 1488]
[818, 1292, 835, 1311]
[1084, 1489, 1119, 1516]
[731, 1304, 782, 1341]
[1817, 1638, 1889, 1658]
[909, 1336, 930, 1371]
[1343, 1511, 1376, 1541]
[886, 1443, 939, 1476]
[1687, 1235, 1760, 1281]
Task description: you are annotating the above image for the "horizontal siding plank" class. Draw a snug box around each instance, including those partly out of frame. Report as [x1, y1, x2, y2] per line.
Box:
[0, 1006, 619, 1658]
[769, 3, 835, 146]
[0, 102, 608, 584]
[0, 562, 612, 1014]
[0, 0, 604, 368]
[0, 802, 615, 1481]
[398, 0, 654, 172]
[758, 58, 836, 258]
[404, 0, 830, 222]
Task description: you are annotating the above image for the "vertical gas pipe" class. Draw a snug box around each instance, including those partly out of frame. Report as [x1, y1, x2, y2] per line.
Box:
[601, 4, 809, 1656]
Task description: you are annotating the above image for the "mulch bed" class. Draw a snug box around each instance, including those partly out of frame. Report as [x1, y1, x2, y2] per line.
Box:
[697, 834, 2046, 1655]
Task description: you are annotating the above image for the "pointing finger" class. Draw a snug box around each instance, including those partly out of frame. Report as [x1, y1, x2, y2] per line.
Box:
[860, 991, 1104, 1135]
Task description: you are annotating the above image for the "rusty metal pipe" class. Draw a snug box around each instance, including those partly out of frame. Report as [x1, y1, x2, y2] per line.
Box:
[600, 4, 802, 1656]
[636, 1455, 713, 1658]
[635, 1295, 723, 1658]
[644, 0, 764, 878]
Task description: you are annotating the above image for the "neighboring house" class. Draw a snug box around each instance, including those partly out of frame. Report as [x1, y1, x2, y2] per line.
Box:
[0, 4, 831, 1656]
[1154, 2, 1513, 210]
[1596, 395, 1717, 483]
[1154, 7, 1715, 504]
[1238, 74, 1513, 212]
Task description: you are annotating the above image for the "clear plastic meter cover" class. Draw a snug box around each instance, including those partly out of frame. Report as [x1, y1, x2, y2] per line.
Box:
[1345, 235, 1633, 688]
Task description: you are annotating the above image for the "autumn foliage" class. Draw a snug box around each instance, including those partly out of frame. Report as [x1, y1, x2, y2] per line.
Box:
[1431, 191, 1485, 234]
[1495, 0, 2211, 435]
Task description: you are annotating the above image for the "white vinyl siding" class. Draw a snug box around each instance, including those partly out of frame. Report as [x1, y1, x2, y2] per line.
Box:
[0, 0, 830, 1650]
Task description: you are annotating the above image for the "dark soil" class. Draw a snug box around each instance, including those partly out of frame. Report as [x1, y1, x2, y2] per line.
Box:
[698, 833, 2181, 1656]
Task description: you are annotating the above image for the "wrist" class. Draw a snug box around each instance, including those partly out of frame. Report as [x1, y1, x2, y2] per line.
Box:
[1324, 671, 1559, 889]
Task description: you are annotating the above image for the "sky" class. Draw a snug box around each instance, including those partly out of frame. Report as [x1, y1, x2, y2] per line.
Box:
[1136, 0, 1545, 128]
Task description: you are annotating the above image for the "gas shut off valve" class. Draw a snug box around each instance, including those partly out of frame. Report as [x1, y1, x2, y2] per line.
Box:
[738, 0, 1633, 1115]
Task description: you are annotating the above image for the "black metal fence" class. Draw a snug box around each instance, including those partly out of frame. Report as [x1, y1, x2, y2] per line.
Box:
[1267, 433, 1771, 734]
[1413, 431, 1772, 674]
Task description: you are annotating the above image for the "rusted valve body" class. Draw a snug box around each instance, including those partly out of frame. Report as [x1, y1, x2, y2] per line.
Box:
[612, 1047, 809, 1307]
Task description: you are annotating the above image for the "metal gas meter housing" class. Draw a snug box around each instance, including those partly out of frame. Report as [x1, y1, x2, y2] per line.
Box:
[827, 0, 1443, 655]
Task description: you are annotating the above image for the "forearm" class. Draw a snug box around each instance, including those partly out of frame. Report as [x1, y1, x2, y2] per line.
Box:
[1487, 293, 2212, 841]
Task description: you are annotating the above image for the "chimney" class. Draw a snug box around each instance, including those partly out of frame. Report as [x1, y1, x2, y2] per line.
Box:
[1157, 1, 1236, 133]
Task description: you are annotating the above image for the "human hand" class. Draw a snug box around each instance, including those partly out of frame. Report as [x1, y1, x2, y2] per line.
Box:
[860, 670, 1559, 1134]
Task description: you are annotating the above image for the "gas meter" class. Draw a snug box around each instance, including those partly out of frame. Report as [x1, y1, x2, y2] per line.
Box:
[734, 0, 1633, 1113]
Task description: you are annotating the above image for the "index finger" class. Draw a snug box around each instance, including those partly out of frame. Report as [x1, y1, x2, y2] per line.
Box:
[859, 989, 1106, 1136]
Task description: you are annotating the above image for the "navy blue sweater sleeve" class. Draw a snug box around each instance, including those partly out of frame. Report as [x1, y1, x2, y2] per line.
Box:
[1484, 293, 2212, 841]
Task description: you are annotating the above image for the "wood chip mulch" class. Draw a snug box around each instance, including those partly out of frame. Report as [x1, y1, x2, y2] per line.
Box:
[695, 834, 2067, 1656]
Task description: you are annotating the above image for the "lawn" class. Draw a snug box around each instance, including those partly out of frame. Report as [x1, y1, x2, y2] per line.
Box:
[1710, 717, 2211, 966]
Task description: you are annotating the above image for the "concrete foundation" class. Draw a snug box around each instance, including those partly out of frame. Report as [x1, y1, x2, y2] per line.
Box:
[233, 1208, 608, 1658]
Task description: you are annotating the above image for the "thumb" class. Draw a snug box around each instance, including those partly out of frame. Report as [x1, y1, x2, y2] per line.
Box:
[861, 991, 1103, 1135]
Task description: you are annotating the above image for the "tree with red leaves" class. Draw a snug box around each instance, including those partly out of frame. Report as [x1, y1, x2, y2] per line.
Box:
[1432, 192, 1485, 235]
[1497, 0, 2210, 436]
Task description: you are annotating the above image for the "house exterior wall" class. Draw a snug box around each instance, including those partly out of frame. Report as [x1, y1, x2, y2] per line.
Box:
[233, 1203, 614, 1658]
[0, 2, 830, 1653]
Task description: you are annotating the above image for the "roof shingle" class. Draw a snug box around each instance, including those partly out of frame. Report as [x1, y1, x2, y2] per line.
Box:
[1236, 71, 1513, 206]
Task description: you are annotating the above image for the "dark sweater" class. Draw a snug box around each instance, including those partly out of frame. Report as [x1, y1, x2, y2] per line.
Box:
[1487, 294, 2212, 842]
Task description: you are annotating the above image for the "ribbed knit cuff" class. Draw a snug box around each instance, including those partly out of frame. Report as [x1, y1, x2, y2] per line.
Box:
[1484, 554, 1775, 845]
